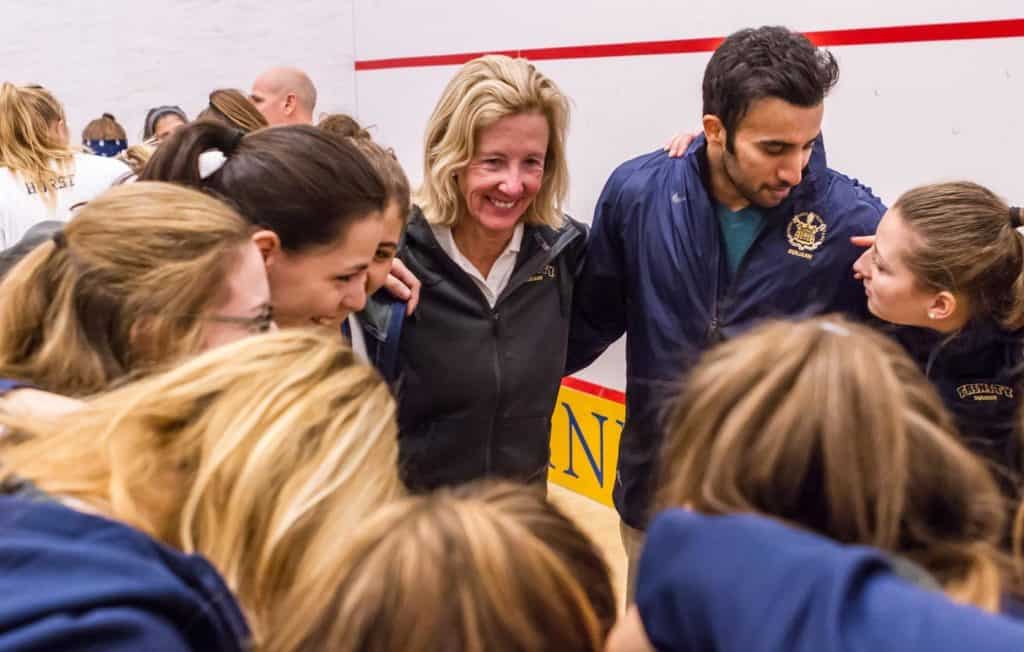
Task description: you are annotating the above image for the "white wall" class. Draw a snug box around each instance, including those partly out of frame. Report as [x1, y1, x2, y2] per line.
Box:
[0, 0, 359, 141]
[353, 1, 1024, 389]
[2, 3, 1020, 390]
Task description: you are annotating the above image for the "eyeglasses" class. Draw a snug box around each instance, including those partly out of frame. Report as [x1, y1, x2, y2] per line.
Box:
[205, 305, 275, 334]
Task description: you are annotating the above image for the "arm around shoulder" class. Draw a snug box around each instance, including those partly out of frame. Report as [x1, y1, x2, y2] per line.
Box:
[564, 166, 635, 374]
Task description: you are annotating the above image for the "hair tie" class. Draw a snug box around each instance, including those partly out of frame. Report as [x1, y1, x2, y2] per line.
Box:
[1010, 206, 1023, 229]
[818, 321, 850, 337]
[51, 231, 66, 249]
[223, 129, 245, 156]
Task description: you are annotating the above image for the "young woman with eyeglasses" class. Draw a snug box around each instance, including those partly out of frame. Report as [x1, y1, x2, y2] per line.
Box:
[0, 181, 270, 418]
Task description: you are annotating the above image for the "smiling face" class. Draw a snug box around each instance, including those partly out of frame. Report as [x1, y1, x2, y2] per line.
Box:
[853, 207, 945, 328]
[263, 213, 384, 328]
[365, 200, 406, 297]
[457, 112, 549, 238]
[707, 97, 823, 209]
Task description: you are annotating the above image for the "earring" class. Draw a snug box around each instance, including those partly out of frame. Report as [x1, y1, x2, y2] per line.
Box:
[928, 311, 937, 319]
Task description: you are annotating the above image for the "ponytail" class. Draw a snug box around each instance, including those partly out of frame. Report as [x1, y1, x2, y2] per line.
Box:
[0, 182, 253, 396]
[142, 122, 388, 252]
[140, 121, 245, 188]
[0, 238, 118, 393]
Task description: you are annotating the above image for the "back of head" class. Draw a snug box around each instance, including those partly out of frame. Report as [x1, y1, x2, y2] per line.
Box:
[0, 329, 402, 648]
[893, 181, 1024, 331]
[318, 114, 411, 216]
[0, 182, 251, 396]
[81, 113, 128, 156]
[0, 82, 73, 197]
[252, 67, 318, 124]
[282, 484, 606, 652]
[197, 89, 269, 133]
[658, 315, 1005, 610]
[703, 26, 839, 147]
[450, 482, 617, 639]
[417, 54, 570, 229]
[139, 120, 387, 252]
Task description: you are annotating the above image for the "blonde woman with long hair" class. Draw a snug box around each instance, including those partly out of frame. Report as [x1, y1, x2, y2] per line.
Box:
[397, 54, 587, 491]
[656, 315, 1007, 612]
[0, 83, 128, 246]
[0, 181, 270, 415]
[284, 482, 609, 652]
[0, 329, 402, 651]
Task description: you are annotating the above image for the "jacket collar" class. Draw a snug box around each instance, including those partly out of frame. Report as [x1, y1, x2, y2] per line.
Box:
[689, 132, 829, 222]
[406, 206, 581, 266]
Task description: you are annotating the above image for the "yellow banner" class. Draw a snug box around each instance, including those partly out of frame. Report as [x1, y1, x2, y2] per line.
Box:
[548, 384, 625, 508]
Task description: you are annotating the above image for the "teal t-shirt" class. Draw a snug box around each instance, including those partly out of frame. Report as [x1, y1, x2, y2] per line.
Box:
[715, 203, 765, 275]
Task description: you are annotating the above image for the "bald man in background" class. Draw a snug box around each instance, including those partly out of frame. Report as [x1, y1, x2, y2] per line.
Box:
[250, 66, 317, 125]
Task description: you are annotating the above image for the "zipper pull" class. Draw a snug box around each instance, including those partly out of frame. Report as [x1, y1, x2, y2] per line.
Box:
[707, 317, 721, 343]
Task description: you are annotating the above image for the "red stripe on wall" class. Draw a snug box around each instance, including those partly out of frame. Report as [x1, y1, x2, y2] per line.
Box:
[561, 376, 627, 405]
[355, 17, 1024, 70]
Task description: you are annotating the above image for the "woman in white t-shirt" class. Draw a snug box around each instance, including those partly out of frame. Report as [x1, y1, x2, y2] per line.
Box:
[0, 83, 128, 247]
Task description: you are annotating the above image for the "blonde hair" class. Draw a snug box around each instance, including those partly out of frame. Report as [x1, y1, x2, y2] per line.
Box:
[658, 316, 1006, 611]
[0, 82, 73, 209]
[81, 113, 127, 141]
[0, 329, 403, 650]
[197, 88, 269, 133]
[895, 181, 1024, 330]
[415, 55, 569, 229]
[0, 182, 252, 396]
[115, 139, 157, 175]
[281, 482, 604, 652]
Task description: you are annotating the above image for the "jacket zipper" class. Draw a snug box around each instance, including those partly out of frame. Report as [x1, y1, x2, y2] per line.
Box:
[708, 217, 775, 343]
[487, 309, 501, 472]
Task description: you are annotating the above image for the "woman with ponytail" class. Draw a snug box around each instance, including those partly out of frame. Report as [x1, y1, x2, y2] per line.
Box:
[0, 182, 269, 413]
[0, 83, 128, 246]
[140, 121, 393, 330]
[853, 182, 1024, 498]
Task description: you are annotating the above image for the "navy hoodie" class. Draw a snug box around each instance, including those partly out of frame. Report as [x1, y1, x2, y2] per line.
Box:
[637, 509, 1024, 652]
[0, 496, 249, 651]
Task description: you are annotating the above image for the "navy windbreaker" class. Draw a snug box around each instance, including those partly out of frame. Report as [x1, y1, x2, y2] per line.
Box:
[893, 321, 1024, 488]
[637, 509, 1024, 652]
[567, 135, 885, 528]
[0, 496, 249, 651]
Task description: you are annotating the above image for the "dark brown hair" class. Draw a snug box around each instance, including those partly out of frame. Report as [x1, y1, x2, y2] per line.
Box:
[703, 26, 839, 152]
[81, 113, 127, 141]
[318, 113, 410, 217]
[895, 181, 1024, 330]
[139, 121, 387, 252]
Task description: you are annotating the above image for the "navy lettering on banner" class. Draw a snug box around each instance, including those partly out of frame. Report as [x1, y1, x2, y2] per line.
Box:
[558, 402, 624, 487]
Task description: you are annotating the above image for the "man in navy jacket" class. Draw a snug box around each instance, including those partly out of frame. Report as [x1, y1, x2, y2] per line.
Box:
[567, 26, 885, 588]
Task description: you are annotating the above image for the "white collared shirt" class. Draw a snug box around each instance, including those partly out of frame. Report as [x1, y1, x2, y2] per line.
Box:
[345, 314, 368, 362]
[431, 223, 524, 307]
